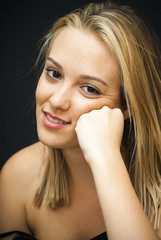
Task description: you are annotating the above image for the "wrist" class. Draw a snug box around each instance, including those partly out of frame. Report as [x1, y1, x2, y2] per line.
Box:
[86, 147, 122, 170]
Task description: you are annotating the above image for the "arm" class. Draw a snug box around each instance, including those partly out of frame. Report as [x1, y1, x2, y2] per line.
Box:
[90, 149, 160, 240]
[75, 106, 161, 240]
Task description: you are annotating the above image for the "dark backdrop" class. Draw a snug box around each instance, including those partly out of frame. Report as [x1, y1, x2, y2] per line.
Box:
[1, 0, 161, 169]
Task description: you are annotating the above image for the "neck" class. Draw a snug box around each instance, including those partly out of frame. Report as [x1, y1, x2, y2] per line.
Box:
[62, 147, 95, 187]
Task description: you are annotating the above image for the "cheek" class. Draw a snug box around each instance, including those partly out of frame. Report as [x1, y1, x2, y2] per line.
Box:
[35, 83, 43, 105]
[35, 78, 50, 105]
[71, 97, 109, 122]
[72, 93, 122, 125]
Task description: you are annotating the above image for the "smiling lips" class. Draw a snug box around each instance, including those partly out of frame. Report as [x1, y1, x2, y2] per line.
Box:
[43, 111, 70, 129]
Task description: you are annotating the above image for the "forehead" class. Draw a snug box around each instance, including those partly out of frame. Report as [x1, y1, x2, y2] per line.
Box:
[50, 27, 113, 60]
[48, 27, 119, 83]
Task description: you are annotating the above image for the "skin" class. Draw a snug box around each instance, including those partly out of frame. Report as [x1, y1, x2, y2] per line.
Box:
[0, 28, 160, 240]
[36, 28, 121, 150]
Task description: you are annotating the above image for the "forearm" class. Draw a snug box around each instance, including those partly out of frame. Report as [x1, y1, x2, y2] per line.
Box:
[90, 150, 160, 240]
[75, 107, 160, 239]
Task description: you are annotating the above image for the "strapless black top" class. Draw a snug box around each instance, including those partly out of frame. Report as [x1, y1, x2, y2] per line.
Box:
[0, 230, 107, 240]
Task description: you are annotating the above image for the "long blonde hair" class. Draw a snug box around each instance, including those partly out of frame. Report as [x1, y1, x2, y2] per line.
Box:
[34, 1, 161, 229]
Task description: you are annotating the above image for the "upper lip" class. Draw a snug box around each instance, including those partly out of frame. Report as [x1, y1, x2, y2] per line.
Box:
[44, 111, 71, 124]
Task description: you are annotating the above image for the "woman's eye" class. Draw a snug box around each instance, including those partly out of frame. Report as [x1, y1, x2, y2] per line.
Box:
[82, 85, 101, 96]
[45, 68, 61, 79]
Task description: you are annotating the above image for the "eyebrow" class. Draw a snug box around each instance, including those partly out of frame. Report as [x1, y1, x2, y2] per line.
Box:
[47, 56, 108, 87]
[80, 74, 109, 87]
[47, 57, 63, 70]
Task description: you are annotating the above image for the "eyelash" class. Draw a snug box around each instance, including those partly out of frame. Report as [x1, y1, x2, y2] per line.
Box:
[81, 85, 102, 96]
[45, 68, 61, 79]
[45, 68, 102, 96]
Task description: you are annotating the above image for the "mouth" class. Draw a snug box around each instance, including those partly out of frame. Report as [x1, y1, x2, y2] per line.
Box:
[45, 113, 70, 124]
[42, 111, 71, 129]
[43, 111, 71, 125]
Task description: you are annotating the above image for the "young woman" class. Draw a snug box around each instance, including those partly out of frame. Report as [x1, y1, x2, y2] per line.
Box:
[0, 1, 161, 240]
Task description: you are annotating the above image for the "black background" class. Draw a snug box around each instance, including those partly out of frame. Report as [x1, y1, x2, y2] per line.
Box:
[1, 0, 161, 169]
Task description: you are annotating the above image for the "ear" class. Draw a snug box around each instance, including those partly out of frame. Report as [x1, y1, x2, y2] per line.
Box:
[123, 109, 130, 120]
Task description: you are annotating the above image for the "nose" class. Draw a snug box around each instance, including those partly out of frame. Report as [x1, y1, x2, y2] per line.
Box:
[49, 83, 71, 111]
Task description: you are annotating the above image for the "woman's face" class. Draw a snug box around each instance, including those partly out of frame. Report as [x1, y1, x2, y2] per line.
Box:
[36, 28, 121, 149]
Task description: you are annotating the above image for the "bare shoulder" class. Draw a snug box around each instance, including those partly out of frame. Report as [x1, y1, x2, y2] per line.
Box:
[1, 142, 45, 177]
[0, 142, 46, 235]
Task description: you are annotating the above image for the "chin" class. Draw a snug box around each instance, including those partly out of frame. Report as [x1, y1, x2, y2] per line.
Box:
[37, 129, 79, 150]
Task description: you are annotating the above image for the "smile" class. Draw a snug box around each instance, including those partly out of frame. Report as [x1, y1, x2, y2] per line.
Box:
[46, 113, 69, 124]
[43, 112, 70, 129]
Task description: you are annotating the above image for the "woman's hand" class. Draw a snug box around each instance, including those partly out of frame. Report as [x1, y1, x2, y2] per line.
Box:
[75, 106, 124, 165]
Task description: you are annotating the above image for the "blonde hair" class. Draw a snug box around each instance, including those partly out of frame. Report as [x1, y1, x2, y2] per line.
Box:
[34, 1, 161, 229]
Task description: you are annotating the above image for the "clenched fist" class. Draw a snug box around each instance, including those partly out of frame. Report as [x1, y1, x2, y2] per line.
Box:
[75, 106, 124, 166]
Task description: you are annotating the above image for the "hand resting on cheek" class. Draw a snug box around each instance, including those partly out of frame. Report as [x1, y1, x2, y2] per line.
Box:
[75, 106, 124, 166]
